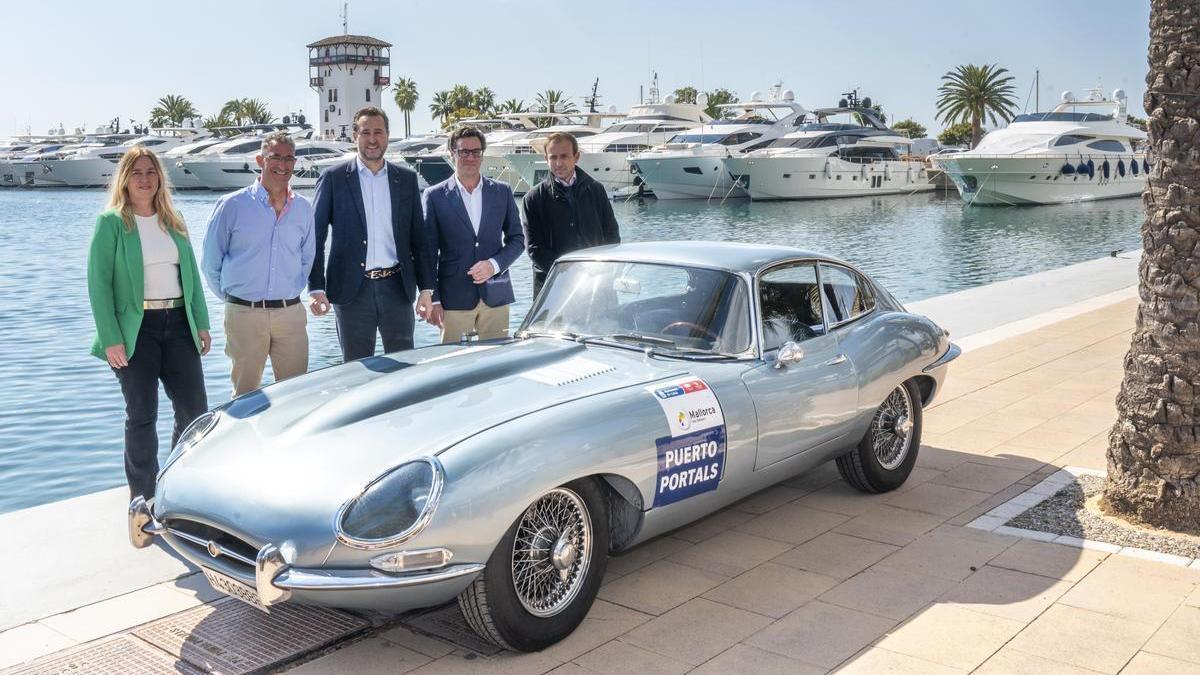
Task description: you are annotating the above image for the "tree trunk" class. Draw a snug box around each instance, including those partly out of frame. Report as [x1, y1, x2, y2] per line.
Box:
[970, 115, 982, 149]
[1103, 0, 1200, 533]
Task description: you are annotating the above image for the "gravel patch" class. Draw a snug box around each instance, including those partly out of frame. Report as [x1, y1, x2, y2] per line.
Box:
[1006, 474, 1200, 559]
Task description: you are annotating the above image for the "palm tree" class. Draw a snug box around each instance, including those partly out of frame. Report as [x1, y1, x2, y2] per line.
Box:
[240, 98, 275, 125]
[704, 88, 738, 118]
[533, 89, 578, 127]
[448, 85, 475, 112]
[392, 77, 418, 137]
[149, 95, 198, 127]
[935, 64, 1017, 148]
[473, 87, 496, 117]
[1103, 0, 1200, 533]
[497, 98, 528, 114]
[428, 91, 453, 129]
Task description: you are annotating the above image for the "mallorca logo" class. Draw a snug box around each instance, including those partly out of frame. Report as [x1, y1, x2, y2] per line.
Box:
[677, 410, 690, 430]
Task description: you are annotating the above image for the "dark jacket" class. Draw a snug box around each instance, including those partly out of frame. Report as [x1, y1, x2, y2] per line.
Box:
[521, 168, 620, 295]
[309, 158, 434, 305]
[422, 176, 525, 310]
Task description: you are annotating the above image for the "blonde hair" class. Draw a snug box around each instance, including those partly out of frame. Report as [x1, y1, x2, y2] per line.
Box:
[105, 146, 187, 234]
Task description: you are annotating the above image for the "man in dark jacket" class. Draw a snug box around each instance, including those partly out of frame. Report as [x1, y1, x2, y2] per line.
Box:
[521, 132, 620, 296]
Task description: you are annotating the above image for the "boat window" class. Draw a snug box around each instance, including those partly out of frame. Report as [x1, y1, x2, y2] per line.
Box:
[572, 131, 597, 138]
[820, 264, 874, 326]
[140, 140, 166, 147]
[1086, 139, 1127, 152]
[668, 133, 729, 145]
[1053, 135, 1094, 147]
[604, 143, 650, 153]
[759, 263, 826, 349]
[226, 141, 263, 154]
[1012, 112, 1114, 123]
[721, 132, 763, 146]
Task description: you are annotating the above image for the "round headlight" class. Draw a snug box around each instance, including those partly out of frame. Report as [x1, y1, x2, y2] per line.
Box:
[336, 458, 444, 549]
[160, 410, 219, 475]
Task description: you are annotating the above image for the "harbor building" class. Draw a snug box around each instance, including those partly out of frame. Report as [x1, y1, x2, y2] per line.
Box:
[307, 34, 391, 140]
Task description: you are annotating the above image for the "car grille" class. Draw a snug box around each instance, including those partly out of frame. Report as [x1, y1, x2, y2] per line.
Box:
[163, 518, 259, 570]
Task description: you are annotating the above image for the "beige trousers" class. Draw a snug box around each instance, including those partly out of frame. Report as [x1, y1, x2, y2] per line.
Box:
[440, 301, 510, 344]
[224, 302, 308, 396]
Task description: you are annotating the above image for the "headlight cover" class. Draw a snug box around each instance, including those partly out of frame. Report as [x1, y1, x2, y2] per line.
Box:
[159, 410, 220, 476]
[335, 457, 444, 549]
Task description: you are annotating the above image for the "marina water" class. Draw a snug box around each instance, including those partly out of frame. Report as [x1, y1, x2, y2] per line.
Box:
[0, 188, 1143, 514]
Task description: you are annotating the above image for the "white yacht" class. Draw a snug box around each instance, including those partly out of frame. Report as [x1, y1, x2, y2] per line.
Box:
[181, 126, 350, 190]
[629, 84, 808, 200]
[408, 117, 534, 189]
[932, 88, 1147, 205]
[0, 139, 43, 187]
[499, 112, 623, 194]
[163, 133, 238, 189]
[42, 128, 210, 188]
[722, 108, 934, 200]
[9, 140, 91, 187]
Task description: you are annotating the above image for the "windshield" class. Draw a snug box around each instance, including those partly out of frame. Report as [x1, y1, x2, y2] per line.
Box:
[667, 133, 730, 145]
[522, 261, 753, 356]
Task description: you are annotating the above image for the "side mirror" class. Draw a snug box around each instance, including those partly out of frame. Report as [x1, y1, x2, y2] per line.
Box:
[774, 341, 804, 369]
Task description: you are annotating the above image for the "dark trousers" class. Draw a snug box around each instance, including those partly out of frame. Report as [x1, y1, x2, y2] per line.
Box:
[333, 275, 415, 362]
[113, 307, 208, 501]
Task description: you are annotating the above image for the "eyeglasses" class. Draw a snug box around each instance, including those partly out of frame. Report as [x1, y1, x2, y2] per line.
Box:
[454, 148, 484, 158]
[264, 154, 297, 164]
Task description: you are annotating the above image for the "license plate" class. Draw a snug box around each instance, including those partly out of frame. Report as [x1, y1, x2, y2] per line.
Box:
[202, 567, 270, 613]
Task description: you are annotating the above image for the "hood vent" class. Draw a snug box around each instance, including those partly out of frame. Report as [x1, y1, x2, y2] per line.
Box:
[522, 357, 616, 386]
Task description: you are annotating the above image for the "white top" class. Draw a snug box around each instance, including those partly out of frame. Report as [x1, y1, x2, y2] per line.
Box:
[454, 174, 484, 235]
[356, 156, 397, 270]
[134, 214, 182, 299]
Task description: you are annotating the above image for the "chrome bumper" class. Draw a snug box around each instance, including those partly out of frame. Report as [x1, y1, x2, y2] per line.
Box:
[127, 497, 484, 606]
[923, 342, 961, 373]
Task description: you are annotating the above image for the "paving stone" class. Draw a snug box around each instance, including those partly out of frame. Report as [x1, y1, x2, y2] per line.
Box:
[728, 485, 807, 515]
[795, 480, 892, 516]
[689, 644, 825, 675]
[1143, 605, 1200, 665]
[702, 562, 837, 618]
[668, 509, 755, 543]
[288, 637, 432, 674]
[536, 600, 651, 663]
[874, 604, 1024, 670]
[133, 598, 370, 675]
[1, 634, 203, 675]
[988, 537, 1108, 582]
[620, 598, 771, 666]
[405, 649, 562, 675]
[605, 536, 692, 578]
[0, 622, 76, 670]
[1006, 604, 1156, 673]
[745, 601, 895, 668]
[772, 531, 899, 580]
[39, 583, 201, 643]
[572, 640, 689, 675]
[1056, 555, 1199, 625]
[401, 604, 501, 656]
[377, 624, 456, 659]
[833, 505, 945, 546]
[597, 560, 727, 616]
[734, 501, 850, 545]
[819, 568, 957, 621]
[872, 529, 1014, 582]
[932, 462, 1030, 493]
[1121, 651, 1200, 674]
[940, 565, 1073, 623]
[832, 647, 966, 674]
[885, 482, 993, 518]
[974, 647, 1103, 674]
[666, 529, 791, 577]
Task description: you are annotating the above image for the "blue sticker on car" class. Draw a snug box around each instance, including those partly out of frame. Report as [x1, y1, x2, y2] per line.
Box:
[653, 426, 726, 507]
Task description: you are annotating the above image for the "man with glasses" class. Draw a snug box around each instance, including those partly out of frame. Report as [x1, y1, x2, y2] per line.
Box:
[201, 131, 315, 396]
[416, 126, 524, 342]
[309, 106, 434, 361]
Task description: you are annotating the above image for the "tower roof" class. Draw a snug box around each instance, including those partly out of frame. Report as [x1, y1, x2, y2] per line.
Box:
[307, 34, 391, 49]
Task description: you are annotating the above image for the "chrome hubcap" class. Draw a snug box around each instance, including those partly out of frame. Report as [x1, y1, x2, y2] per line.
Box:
[511, 488, 592, 617]
[873, 385, 914, 471]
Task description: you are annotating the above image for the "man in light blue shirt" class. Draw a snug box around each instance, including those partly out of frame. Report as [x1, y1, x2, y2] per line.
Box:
[201, 132, 316, 396]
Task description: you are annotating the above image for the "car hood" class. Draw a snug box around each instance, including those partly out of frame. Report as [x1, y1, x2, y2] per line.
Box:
[157, 338, 687, 543]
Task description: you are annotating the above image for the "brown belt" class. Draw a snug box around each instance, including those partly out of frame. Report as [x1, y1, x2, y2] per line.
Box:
[365, 264, 401, 280]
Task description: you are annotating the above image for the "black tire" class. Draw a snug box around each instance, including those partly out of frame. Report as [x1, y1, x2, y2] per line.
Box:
[837, 379, 922, 493]
[458, 478, 610, 652]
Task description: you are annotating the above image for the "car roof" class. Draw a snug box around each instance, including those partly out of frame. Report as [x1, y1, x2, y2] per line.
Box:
[557, 241, 848, 274]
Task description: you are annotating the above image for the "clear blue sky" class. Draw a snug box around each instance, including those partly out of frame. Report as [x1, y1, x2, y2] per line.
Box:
[4, 0, 1150, 137]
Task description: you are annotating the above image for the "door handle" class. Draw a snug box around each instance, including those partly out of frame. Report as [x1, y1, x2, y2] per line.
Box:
[824, 354, 847, 366]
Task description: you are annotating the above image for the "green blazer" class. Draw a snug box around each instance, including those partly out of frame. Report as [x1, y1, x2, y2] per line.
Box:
[87, 209, 210, 361]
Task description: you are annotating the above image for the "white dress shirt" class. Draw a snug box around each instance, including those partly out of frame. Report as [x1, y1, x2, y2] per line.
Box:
[454, 174, 499, 276]
[357, 157, 397, 270]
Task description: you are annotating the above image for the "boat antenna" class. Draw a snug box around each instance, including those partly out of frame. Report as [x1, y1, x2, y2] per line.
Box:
[1035, 69, 1039, 111]
[341, 2, 348, 34]
[584, 78, 601, 113]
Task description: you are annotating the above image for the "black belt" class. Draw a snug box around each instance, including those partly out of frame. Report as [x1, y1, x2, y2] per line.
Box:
[226, 294, 301, 309]
[365, 264, 402, 280]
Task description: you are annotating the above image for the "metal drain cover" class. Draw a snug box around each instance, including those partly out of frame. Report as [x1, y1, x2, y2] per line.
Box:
[402, 604, 500, 656]
[132, 598, 369, 674]
[3, 635, 202, 675]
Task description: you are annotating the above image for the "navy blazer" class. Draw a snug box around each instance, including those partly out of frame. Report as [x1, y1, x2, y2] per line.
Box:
[421, 176, 525, 311]
[309, 158, 434, 305]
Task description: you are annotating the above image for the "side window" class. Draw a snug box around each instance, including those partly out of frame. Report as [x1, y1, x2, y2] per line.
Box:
[758, 263, 826, 350]
[820, 264, 874, 326]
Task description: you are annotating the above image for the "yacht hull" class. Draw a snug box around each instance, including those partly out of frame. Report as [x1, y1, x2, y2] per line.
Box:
[577, 152, 641, 193]
[182, 157, 259, 191]
[629, 155, 745, 200]
[724, 156, 934, 201]
[936, 156, 1147, 205]
[40, 157, 119, 188]
[0, 162, 15, 187]
[482, 154, 532, 194]
[11, 162, 67, 187]
[165, 158, 207, 190]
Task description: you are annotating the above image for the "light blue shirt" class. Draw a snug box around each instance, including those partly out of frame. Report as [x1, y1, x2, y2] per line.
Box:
[201, 180, 315, 302]
[357, 157, 398, 270]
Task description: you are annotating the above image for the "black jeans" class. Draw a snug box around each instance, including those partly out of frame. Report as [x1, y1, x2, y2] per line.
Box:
[333, 275, 415, 362]
[113, 307, 208, 501]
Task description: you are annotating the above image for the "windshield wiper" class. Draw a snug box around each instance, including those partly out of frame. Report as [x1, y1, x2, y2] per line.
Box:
[516, 329, 581, 341]
[583, 332, 676, 347]
[650, 345, 740, 360]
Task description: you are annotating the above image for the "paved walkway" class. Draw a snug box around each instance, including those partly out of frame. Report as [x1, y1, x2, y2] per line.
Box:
[6, 279, 1200, 673]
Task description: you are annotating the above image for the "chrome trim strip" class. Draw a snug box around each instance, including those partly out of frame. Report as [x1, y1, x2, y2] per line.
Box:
[273, 563, 486, 591]
[923, 343, 962, 373]
[256, 544, 292, 605]
[333, 456, 445, 550]
[166, 528, 257, 568]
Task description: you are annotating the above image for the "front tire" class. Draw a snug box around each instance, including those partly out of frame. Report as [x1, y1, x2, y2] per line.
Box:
[458, 479, 609, 651]
[837, 379, 922, 493]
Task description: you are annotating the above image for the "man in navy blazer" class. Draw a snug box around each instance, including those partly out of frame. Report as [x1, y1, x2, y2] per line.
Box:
[416, 126, 524, 342]
[309, 106, 434, 361]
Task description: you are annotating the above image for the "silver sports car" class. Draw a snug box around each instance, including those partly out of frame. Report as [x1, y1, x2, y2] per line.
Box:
[129, 241, 958, 651]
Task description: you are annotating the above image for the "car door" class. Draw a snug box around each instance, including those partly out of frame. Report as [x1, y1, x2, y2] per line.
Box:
[741, 261, 860, 471]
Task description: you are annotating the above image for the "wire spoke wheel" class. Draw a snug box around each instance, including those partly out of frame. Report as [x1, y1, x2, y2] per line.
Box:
[871, 384, 915, 470]
[510, 487, 593, 617]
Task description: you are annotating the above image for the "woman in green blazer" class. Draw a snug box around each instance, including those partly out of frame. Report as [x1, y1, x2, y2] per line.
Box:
[87, 147, 211, 502]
